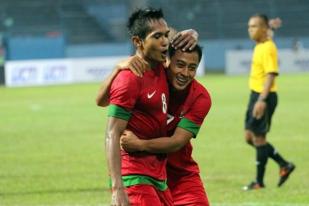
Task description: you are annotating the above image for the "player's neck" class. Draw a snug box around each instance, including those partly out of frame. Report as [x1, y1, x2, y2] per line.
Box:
[136, 50, 159, 69]
[169, 82, 190, 96]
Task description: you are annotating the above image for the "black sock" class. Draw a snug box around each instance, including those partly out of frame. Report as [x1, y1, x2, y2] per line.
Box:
[256, 145, 268, 185]
[265, 143, 288, 167]
[246, 139, 254, 147]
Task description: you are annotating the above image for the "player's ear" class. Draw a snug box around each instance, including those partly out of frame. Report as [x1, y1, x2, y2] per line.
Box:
[132, 36, 143, 48]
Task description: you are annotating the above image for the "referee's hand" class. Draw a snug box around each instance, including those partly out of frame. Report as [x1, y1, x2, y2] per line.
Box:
[253, 101, 266, 119]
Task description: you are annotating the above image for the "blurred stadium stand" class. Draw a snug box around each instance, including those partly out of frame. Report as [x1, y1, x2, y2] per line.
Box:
[148, 0, 309, 39]
[0, 0, 309, 66]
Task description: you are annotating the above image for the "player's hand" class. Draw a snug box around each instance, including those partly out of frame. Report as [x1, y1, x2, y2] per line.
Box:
[269, 17, 282, 30]
[253, 101, 266, 119]
[116, 55, 149, 77]
[111, 187, 130, 206]
[120, 130, 142, 152]
[171, 29, 198, 51]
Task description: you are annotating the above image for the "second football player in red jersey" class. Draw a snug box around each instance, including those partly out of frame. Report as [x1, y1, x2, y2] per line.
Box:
[121, 45, 212, 206]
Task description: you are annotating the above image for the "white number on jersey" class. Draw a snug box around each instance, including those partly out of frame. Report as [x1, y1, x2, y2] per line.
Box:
[167, 113, 174, 125]
[161, 93, 167, 114]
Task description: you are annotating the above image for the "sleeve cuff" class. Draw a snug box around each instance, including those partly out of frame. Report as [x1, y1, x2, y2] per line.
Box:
[108, 104, 131, 121]
[177, 118, 200, 137]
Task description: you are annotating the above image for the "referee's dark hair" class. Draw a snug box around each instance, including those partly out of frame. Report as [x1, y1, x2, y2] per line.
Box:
[251, 14, 269, 28]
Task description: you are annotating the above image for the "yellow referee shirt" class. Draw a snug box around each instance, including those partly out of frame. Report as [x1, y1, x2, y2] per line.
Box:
[249, 40, 279, 93]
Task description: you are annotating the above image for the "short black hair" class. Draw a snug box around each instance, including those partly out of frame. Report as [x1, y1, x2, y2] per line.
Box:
[127, 8, 164, 39]
[168, 45, 203, 63]
[251, 14, 269, 28]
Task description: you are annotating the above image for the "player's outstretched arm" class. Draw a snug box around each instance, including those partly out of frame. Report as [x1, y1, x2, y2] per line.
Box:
[106, 117, 130, 206]
[120, 127, 193, 153]
[267, 17, 282, 38]
[96, 56, 149, 107]
[269, 17, 282, 30]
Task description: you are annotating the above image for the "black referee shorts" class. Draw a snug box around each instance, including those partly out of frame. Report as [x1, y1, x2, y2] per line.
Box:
[245, 91, 278, 136]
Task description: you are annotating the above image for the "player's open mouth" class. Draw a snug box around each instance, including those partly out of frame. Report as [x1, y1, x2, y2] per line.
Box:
[161, 50, 168, 58]
[176, 76, 188, 86]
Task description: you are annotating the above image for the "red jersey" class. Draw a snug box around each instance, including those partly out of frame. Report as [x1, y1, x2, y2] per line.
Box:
[109, 64, 169, 181]
[166, 79, 211, 177]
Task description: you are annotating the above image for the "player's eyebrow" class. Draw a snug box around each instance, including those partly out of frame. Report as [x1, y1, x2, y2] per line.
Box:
[188, 63, 198, 68]
[151, 30, 170, 37]
[176, 60, 186, 64]
[176, 60, 198, 68]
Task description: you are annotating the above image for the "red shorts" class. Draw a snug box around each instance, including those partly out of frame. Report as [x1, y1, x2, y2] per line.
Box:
[126, 184, 173, 206]
[168, 173, 210, 206]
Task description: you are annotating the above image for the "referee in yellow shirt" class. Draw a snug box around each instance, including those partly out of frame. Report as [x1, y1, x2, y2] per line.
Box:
[243, 14, 295, 191]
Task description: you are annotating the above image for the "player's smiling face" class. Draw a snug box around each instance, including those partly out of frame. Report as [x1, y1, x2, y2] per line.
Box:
[142, 18, 170, 65]
[167, 50, 199, 91]
[248, 17, 267, 42]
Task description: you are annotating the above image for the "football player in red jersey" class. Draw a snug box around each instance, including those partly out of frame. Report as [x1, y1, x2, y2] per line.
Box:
[97, 44, 211, 206]
[100, 8, 199, 206]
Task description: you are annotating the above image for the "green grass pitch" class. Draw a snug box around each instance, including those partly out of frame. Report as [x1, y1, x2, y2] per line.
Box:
[1, 74, 309, 206]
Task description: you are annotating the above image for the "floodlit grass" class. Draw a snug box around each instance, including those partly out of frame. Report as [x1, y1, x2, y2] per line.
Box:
[1, 73, 309, 205]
